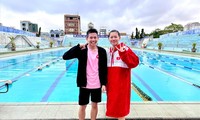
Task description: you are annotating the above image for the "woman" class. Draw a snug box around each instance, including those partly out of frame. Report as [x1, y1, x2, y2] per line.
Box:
[106, 30, 139, 120]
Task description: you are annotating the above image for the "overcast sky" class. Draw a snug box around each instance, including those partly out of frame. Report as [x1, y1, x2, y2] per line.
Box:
[0, 0, 199, 34]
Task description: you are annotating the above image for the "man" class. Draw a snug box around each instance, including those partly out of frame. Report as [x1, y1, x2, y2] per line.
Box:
[62, 28, 107, 120]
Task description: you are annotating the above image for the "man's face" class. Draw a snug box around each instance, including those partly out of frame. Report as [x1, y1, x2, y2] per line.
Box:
[86, 33, 99, 47]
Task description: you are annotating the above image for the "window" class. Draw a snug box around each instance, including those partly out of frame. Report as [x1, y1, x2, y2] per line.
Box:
[68, 28, 74, 32]
[68, 23, 75, 27]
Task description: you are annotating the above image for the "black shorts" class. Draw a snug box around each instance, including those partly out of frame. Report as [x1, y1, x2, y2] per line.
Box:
[79, 87, 102, 105]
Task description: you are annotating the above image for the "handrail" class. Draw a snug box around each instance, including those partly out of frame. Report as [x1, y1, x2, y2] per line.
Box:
[0, 80, 12, 93]
[0, 80, 12, 84]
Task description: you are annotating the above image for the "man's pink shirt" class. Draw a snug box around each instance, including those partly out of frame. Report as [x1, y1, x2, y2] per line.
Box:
[86, 47, 100, 89]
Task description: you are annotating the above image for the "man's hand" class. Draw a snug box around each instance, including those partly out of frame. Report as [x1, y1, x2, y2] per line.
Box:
[101, 85, 106, 93]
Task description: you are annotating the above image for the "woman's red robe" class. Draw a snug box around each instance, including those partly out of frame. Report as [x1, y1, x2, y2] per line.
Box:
[106, 43, 139, 118]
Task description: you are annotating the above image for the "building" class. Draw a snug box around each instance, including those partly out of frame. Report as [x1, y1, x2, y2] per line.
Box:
[64, 14, 81, 35]
[50, 29, 64, 37]
[20, 21, 38, 33]
[88, 22, 94, 29]
[184, 22, 200, 31]
[99, 26, 107, 35]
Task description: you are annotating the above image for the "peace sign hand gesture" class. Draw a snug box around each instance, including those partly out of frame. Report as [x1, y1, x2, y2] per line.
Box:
[115, 43, 126, 52]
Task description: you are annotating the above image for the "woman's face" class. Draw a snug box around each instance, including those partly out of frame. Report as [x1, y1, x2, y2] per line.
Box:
[109, 32, 120, 47]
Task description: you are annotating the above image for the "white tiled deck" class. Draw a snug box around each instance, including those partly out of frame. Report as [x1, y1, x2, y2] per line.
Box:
[0, 102, 200, 120]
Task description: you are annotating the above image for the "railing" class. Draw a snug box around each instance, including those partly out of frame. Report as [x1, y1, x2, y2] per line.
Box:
[0, 26, 36, 37]
[146, 34, 200, 52]
[0, 80, 12, 93]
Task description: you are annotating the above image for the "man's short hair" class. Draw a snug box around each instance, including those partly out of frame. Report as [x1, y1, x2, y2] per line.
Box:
[86, 28, 98, 37]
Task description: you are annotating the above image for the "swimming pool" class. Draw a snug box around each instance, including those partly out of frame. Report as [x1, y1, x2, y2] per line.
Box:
[0, 48, 200, 102]
[133, 50, 200, 101]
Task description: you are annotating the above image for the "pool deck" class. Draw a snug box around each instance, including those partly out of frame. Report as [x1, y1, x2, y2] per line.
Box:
[1, 48, 200, 119]
[0, 102, 200, 120]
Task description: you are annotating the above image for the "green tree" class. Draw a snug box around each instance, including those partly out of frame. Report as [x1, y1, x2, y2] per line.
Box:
[135, 27, 140, 39]
[130, 32, 134, 39]
[140, 28, 145, 38]
[164, 23, 184, 32]
[9, 36, 16, 51]
[36, 42, 40, 49]
[158, 42, 163, 50]
[191, 43, 197, 52]
[149, 28, 172, 38]
[50, 41, 53, 48]
[149, 28, 161, 38]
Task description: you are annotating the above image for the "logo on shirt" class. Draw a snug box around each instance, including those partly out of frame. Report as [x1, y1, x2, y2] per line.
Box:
[116, 56, 121, 60]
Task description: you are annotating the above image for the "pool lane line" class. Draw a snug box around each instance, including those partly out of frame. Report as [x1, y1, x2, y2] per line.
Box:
[142, 56, 200, 73]
[131, 82, 152, 101]
[0, 66, 37, 90]
[0, 57, 62, 89]
[0, 56, 59, 70]
[36, 58, 61, 71]
[140, 62, 200, 89]
[139, 54, 200, 67]
[40, 59, 77, 102]
[193, 84, 200, 88]
[12, 58, 62, 81]
[132, 71, 163, 101]
[0, 58, 34, 70]
[144, 53, 200, 64]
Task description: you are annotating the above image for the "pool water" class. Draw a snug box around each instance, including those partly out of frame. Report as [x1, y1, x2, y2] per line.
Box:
[0, 49, 200, 102]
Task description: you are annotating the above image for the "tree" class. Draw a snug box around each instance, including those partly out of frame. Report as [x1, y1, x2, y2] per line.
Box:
[191, 43, 197, 52]
[50, 41, 53, 48]
[149, 23, 184, 38]
[135, 27, 140, 39]
[149, 28, 171, 38]
[158, 42, 163, 50]
[9, 36, 16, 51]
[164, 23, 184, 32]
[36, 42, 40, 49]
[130, 32, 134, 39]
[149, 28, 161, 38]
[140, 28, 145, 38]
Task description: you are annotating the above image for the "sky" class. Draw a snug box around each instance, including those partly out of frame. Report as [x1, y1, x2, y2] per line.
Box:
[0, 0, 200, 34]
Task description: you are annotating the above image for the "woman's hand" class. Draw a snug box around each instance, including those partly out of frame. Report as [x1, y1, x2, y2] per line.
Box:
[79, 43, 87, 50]
[115, 43, 126, 52]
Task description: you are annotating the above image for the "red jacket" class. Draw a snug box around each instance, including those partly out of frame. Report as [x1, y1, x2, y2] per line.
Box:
[106, 43, 139, 117]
